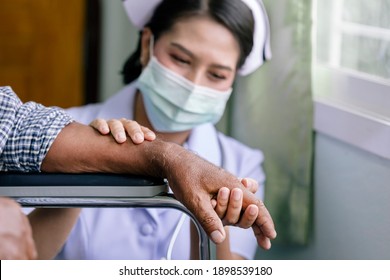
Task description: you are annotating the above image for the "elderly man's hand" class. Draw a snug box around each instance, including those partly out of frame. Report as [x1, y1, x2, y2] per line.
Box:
[0, 197, 37, 260]
[164, 147, 277, 249]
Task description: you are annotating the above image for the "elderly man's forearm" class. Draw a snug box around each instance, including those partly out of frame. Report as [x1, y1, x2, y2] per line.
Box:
[41, 122, 178, 177]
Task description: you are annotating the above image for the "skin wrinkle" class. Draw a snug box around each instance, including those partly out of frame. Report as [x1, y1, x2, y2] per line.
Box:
[162, 147, 225, 232]
[177, 156, 233, 217]
[166, 149, 200, 197]
[143, 138, 167, 178]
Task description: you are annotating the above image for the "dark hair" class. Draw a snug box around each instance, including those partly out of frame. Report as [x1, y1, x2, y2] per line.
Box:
[121, 0, 254, 84]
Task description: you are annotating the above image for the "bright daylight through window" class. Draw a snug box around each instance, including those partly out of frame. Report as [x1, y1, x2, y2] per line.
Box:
[313, 0, 390, 159]
[316, 0, 390, 79]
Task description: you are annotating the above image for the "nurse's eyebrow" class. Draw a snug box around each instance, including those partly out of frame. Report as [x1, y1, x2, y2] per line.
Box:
[170, 42, 234, 72]
[171, 42, 195, 58]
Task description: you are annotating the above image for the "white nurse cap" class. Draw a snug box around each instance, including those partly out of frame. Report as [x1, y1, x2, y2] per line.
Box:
[122, 0, 271, 76]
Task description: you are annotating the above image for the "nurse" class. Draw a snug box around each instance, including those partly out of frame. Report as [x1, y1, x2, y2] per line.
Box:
[62, 0, 271, 260]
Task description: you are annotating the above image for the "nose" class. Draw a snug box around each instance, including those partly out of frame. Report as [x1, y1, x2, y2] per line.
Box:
[185, 69, 203, 86]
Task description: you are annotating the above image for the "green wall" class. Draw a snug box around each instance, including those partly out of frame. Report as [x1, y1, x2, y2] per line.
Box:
[257, 133, 390, 259]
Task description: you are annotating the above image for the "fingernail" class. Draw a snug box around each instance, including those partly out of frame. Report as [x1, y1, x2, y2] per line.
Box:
[146, 131, 156, 137]
[117, 132, 126, 141]
[220, 189, 229, 199]
[100, 126, 109, 133]
[134, 133, 143, 142]
[233, 190, 242, 201]
[249, 205, 257, 215]
[211, 230, 224, 244]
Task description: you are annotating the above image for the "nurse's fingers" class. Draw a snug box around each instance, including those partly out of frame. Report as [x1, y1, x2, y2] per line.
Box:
[214, 187, 230, 218]
[91, 118, 155, 144]
[121, 119, 156, 144]
[222, 188, 243, 226]
[107, 119, 127, 143]
[120, 118, 143, 144]
[236, 204, 258, 229]
[211, 198, 217, 208]
[241, 178, 258, 194]
[140, 125, 156, 141]
[89, 118, 110, 135]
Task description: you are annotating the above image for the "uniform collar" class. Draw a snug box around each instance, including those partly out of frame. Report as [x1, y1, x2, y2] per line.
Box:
[97, 83, 137, 120]
[186, 123, 222, 167]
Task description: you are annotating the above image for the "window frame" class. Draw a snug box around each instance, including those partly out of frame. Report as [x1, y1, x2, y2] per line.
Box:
[312, 0, 390, 160]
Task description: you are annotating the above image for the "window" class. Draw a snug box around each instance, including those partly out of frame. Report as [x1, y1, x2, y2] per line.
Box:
[313, 0, 390, 159]
[316, 0, 390, 79]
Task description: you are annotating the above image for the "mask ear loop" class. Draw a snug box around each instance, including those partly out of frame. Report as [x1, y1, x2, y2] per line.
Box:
[149, 35, 155, 59]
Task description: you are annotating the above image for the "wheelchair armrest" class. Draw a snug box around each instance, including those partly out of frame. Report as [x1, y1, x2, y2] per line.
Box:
[0, 172, 168, 198]
[0, 172, 210, 260]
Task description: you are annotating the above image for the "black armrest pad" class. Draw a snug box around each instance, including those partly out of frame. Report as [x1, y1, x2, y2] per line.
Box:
[0, 172, 165, 186]
[0, 173, 168, 198]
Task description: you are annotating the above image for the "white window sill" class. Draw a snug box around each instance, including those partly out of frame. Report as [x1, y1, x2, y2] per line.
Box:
[314, 97, 390, 160]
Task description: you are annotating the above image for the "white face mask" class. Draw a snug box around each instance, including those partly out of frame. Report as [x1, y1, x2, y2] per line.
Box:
[136, 56, 232, 132]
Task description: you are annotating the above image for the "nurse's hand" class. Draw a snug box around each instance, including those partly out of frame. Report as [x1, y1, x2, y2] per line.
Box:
[213, 178, 259, 229]
[90, 118, 156, 144]
[0, 197, 37, 260]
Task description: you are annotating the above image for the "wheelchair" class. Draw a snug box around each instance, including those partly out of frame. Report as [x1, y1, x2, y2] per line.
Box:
[0, 172, 210, 260]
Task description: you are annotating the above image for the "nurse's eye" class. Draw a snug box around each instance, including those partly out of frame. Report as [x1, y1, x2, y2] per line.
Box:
[171, 54, 190, 65]
[209, 72, 226, 81]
